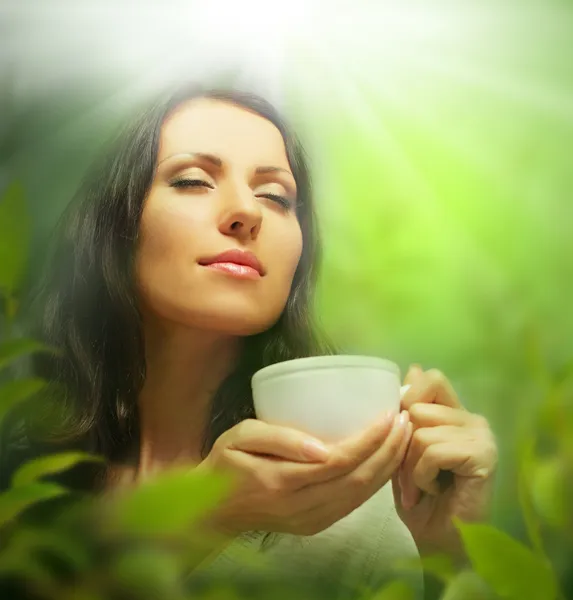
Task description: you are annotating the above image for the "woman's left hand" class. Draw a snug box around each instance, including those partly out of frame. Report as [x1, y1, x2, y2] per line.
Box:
[393, 365, 498, 557]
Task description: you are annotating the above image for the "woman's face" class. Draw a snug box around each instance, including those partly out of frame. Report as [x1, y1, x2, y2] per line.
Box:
[136, 98, 303, 336]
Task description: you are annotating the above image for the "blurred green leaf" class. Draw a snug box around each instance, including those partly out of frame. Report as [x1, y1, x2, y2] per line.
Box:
[554, 356, 573, 387]
[111, 467, 231, 537]
[0, 338, 53, 370]
[393, 553, 455, 584]
[0, 482, 67, 526]
[419, 554, 456, 584]
[530, 456, 571, 529]
[12, 452, 103, 488]
[112, 547, 184, 598]
[455, 520, 560, 600]
[5, 296, 18, 321]
[7, 527, 92, 573]
[517, 441, 546, 557]
[0, 550, 55, 588]
[0, 181, 30, 296]
[369, 579, 415, 600]
[0, 378, 46, 422]
[65, 591, 105, 600]
[441, 570, 497, 600]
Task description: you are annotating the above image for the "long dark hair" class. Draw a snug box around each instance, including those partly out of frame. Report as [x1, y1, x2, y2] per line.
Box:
[8, 84, 334, 484]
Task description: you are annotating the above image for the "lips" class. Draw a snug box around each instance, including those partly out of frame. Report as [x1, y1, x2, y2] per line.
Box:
[198, 249, 265, 276]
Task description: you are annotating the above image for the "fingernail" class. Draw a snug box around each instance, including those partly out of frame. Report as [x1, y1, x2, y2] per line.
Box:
[474, 468, 489, 478]
[303, 439, 330, 461]
[400, 384, 411, 397]
[401, 489, 412, 510]
[398, 410, 409, 428]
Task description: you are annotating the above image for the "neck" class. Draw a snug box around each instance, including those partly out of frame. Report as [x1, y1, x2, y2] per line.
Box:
[135, 317, 240, 478]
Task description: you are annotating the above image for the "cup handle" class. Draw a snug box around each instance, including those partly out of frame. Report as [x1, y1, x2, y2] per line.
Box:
[400, 384, 411, 397]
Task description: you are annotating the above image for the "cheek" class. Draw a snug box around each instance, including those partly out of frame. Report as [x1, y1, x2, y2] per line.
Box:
[135, 198, 200, 296]
[278, 223, 304, 286]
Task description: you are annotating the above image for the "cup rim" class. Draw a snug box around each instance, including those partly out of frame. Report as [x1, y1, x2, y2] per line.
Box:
[251, 355, 401, 385]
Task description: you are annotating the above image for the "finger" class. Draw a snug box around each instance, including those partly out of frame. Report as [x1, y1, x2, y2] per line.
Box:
[324, 410, 398, 476]
[411, 441, 494, 498]
[404, 364, 424, 386]
[401, 369, 462, 410]
[399, 425, 469, 508]
[225, 419, 331, 463]
[408, 403, 476, 428]
[352, 411, 412, 492]
[269, 411, 396, 490]
[290, 413, 412, 516]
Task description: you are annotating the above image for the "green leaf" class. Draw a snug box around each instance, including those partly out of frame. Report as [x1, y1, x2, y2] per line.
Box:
[0, 378, 46, 422]
[393, 553, 455, 584]
[112, 547, 183, 596]
[67, 590, 107, 600]
[0, 551, 55, 587]
[111, 467, 231, 537]
[369, 580, 415, 600]
[12, 452, 103, 488]
[0, 482, 67, 526]
[517, 441, 546, 556]
[0, 181, 30, 295]
[0, 338, 53, 370]
[419, 554, 456, 584]
[455, 520, 560, 600]
[7, 527, 92, 573]
[530, 456, 571, 529]
[441, 570, 497, 600]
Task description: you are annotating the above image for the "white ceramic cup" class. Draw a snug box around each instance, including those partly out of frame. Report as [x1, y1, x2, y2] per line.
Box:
[251, 355, 409, 442]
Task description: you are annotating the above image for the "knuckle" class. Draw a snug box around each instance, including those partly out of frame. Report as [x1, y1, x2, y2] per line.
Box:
[485, 440, 499, 465]
[350, 468, 374, 488]
[473, 414, 490, 429]
[235, 418, 257, 434]
[213, 430, 229, 449]
[331, 449, 355, 471]
[427, 368, 447, 387]
[411, 428, 427, 448]
[427, 368, 445, 380]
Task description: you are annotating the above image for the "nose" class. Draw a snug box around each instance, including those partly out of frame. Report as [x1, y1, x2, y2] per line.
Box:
[219, 183, 263, 241]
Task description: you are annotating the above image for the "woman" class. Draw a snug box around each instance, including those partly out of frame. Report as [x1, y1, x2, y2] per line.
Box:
[1, 84, 497, 597]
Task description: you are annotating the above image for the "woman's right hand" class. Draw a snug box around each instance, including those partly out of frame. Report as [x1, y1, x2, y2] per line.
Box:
[198, 411, 412, 537]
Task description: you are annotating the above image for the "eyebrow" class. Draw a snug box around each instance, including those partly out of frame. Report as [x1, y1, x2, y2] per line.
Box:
[157, 152, 294, 178]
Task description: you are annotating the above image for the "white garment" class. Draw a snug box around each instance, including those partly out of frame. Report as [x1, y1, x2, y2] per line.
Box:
[192, 482, 423, 598]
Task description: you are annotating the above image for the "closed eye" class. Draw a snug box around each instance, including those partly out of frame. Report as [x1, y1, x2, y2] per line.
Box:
[170, 178, 214, 189]
[170, 179, 294, 210]
[256, 193, 294, 210]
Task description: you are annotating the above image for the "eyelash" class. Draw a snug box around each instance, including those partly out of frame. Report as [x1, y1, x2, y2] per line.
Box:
[170, 178, 294, 210]
[170, 178, 214, 189]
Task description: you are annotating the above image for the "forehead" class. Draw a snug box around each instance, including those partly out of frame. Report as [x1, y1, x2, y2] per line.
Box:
[158, 98, 290, 168]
